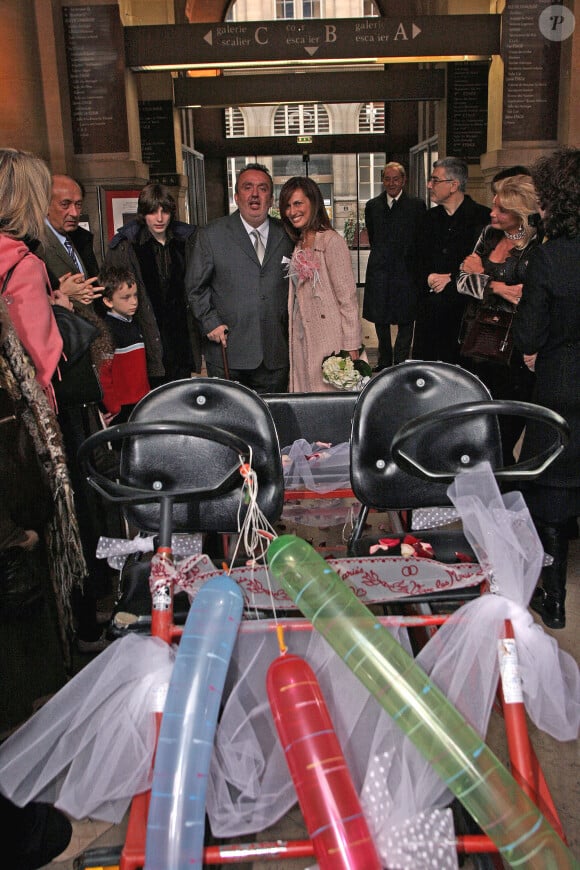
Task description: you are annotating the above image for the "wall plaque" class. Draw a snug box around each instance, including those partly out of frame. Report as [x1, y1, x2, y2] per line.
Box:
[63, 4, 129, 154]
[446, 62, 489, 163]
[502, 0, 560, 141]
[139, 100, 177, 175]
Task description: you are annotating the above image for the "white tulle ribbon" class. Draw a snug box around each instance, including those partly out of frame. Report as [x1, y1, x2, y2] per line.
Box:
[96, 533, 202, 570]
[444, 463, 579, 741]
[0, 635, 175, 822]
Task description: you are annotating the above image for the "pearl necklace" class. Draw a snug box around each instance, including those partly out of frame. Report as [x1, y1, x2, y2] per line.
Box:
[504, 225, 526, 241]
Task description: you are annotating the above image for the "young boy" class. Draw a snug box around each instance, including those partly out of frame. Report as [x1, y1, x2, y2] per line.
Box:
[99, 267, 150, 423]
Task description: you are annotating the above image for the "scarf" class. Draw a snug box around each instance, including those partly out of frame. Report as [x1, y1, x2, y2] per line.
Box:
[0, 297, 86, 665]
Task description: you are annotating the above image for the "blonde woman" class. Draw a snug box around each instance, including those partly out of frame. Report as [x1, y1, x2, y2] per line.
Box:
[457, 174, 540, 461]
[0, 148, 64, 396]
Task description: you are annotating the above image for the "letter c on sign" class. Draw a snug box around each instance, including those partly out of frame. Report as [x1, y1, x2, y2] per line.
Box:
[255, 26, 268, 44]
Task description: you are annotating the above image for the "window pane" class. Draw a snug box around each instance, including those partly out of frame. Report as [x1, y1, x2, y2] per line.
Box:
[302, 0, 321, 18]
[273, 103, 330, 135]
[358, 102, 385, 133]
[276, 0, 295, 19]
[225, 107, 245, 138]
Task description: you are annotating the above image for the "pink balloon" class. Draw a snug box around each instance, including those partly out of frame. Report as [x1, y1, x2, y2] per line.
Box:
[267, 653, 381, 870]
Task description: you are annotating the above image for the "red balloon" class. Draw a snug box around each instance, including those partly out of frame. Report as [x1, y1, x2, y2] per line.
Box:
[267, 653, 382, 870]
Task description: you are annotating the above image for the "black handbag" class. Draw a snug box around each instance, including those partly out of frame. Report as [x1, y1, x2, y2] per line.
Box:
[52, 307, 103, 407]
[459, 304, 515, 366]
[0, 388, 53, 621]
[52, 352, 103, 408]
[52, 305, 99, 365]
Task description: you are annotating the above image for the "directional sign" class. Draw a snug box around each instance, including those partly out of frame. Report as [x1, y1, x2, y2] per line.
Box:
[174, 68, 446, 108]
[125, 16, 501, 70]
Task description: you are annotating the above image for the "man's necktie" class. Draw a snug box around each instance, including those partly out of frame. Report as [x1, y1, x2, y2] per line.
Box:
[64, 238, 83, 273]
[251, 230, 265, 264]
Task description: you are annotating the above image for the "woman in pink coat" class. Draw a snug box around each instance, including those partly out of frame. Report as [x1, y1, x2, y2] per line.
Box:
[0, 148, 64, 400]
[279, 177, 362, 392]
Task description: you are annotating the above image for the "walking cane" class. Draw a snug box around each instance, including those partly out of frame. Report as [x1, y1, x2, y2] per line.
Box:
[221, 328, 230, 380]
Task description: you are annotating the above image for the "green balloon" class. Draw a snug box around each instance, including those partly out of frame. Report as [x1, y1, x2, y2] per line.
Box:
[268, 535, 577, 869]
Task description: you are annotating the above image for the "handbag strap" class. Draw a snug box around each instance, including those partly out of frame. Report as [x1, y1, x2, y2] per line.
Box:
[1, 264, 17, 295]
[502, 309, 515, 341]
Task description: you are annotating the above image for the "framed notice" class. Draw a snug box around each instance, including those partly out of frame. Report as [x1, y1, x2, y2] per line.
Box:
[98, 186, 142, 257]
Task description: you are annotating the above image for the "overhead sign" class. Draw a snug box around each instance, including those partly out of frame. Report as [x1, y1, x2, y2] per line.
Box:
[174, 68, 446, 108]
[125, 16, 501, 70]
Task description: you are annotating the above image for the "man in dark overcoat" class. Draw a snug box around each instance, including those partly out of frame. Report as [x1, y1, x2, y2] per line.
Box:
[363, 162, 426, 369]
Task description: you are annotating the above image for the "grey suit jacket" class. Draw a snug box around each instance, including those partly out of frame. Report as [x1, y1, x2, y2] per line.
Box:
[41, 224, 89, 287]
[186, 211, 293, 370]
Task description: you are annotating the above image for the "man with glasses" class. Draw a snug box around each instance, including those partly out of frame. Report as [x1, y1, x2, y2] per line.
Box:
[363, 162, 426, 370]
[412, 157, 490, 363]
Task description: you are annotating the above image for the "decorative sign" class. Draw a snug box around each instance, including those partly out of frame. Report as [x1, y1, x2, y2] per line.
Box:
[139, 100, 176, 175]
[502, 0, 560, 141]
[125, 16, 501, 70]
[100, 188, 141, 242]
[63, 4, 129, 154]
[446, 62, 489, 163]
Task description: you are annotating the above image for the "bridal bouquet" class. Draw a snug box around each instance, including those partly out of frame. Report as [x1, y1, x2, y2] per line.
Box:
[321, 349, 372, 391]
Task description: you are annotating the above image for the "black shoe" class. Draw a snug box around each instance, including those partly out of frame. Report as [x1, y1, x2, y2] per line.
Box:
[4, 799, 73, 870]
[564, 516, 579, 540]
[530, 587, 566, 629]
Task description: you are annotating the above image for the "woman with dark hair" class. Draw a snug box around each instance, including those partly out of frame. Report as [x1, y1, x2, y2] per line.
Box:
[457, 174, 540, 462]
[279, 177, 362, 391]
[105, 182, 199, 385]
[513, 147, 580, 629]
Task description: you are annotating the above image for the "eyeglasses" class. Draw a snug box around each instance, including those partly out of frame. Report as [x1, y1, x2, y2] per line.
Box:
[429, 176, 454, 185]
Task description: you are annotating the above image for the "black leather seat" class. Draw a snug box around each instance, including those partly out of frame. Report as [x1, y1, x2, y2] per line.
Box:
[348, 361, 502, 567]
[122, 378, 283, 535]
[79, 378, 284, 630]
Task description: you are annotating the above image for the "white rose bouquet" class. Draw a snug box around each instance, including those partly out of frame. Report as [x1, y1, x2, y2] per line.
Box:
[321, 349, 372, 392]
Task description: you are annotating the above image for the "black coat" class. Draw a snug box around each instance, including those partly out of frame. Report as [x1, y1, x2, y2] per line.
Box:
[106, 219, 198, 378]
[513, 236, 580, 490]
[362, 191, 426, 325]
[412, 195, 491, 363]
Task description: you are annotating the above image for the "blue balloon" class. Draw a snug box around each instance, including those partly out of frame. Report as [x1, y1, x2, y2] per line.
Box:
[145, 574, 243, 869]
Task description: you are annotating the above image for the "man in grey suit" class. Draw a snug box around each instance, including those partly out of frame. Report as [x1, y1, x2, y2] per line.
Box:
[187, 163, 293, 393]
[42, 174, 102, 304]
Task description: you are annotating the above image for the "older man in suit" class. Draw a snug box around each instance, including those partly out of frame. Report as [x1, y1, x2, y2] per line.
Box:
[43, 174, 102, 304]
[363, 162, 426, 369]
[187, 163, 293, 393]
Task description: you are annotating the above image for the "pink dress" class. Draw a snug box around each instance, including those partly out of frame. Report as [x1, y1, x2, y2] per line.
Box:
[288, 230, 362, 392]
